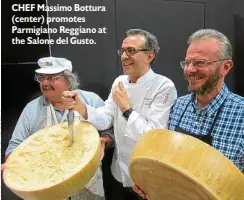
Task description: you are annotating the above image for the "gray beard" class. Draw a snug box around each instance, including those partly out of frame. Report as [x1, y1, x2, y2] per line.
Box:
[185, 68, 221, 95]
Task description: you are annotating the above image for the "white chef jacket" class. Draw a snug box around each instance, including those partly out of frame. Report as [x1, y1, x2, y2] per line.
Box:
[87, 69, 177, 187]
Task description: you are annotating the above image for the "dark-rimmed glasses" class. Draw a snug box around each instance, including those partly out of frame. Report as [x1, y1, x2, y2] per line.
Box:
[117, 48, 149, 57]
[180, 58, 230, 69]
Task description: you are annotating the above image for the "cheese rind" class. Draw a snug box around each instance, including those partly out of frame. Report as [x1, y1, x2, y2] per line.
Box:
[4, 121, 101, 200]
[129, 129, 244, 200]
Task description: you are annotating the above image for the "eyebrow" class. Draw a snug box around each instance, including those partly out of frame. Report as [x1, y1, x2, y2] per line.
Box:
[185, 59, 207, 61]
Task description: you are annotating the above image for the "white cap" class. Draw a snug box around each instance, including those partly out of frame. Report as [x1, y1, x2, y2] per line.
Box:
[36, 57, 72, 74]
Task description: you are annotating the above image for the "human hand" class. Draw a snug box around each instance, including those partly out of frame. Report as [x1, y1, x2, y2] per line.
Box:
[61, 90, 88, 119]
[100, 138, 106, 160]
[1, 163, 6, 171]
[100, 136, 112, 160]
[132, 182, 148, 199]
[2, 154, 11, 171]
[112, 82, 130, 112]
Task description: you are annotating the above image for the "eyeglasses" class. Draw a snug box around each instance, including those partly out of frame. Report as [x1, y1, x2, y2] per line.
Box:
[180, 58, 230, 69]
[117, 48, 149, 56]
[35, 73, 63, 83]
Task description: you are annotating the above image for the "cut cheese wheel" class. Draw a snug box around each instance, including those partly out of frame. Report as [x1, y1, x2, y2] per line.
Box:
[129, 129, 244, 200]
[3, 121, 101, 200]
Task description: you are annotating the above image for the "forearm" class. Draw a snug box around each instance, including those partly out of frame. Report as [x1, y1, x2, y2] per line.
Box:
[124, 109, 170, 141]
[77, 102, 88, 119]
[4, 153, 11, 162]
[86, 105, 114, 130]
[124, 85, 177, 141]
[5, 137, 23, 157]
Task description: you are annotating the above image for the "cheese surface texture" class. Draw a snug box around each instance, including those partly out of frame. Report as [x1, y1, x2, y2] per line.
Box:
[4, 121, 101, 200]
[129, 129, 244, 200]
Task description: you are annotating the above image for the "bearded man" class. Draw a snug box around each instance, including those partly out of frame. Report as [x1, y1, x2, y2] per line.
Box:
[168, 29, 243, 172]
[133, 28, 244, 200]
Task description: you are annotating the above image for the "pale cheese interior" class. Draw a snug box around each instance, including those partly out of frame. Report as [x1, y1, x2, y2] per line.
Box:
[5, 122, 99, 191]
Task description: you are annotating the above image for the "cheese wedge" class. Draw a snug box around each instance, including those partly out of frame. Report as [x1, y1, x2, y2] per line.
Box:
[3, 121, 101, 200]
[129, 129, 244, 200]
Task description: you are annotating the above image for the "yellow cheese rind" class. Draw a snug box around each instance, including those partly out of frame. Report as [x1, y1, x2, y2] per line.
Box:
[4, 121, 101, 200]
[129, 129, 244, 200]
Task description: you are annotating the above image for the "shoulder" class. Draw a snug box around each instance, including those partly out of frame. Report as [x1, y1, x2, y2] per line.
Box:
[77, 89, 99, 99]
[168, 94, 191, 129]
[77, 89, 104, 107]
[150, 73, 177, 98]
[155, 73, 174, 84]
[224, 92, 244, 112]
[24, 96, 43, 110]
[227, 92, 244, 105]
[16, 96, 44, 119]
[176, 94, 192, 103]
[153, 74, 176, 91]
[172, 94, 191, 110]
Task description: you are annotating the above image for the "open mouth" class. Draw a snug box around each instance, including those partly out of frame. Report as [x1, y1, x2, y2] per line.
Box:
[188, 75, 204, 81]
[123, 63, 133, 67]
[42, 85, 54, 91]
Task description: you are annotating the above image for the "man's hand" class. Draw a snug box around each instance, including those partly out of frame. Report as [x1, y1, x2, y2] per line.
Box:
[100, 138, 106, 160]
[61, 90, 88, 119]
[100, 136, 112, 160]
[1, 163, 6, 171]
[132, 182, 148, 199]
[112, 82, 130, 113]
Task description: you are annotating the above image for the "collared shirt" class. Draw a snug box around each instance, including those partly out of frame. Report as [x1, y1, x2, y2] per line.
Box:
[87, 69, 177, 186]
[168, 84, 244, 172]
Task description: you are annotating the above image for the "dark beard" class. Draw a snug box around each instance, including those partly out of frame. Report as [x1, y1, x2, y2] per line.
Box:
[184, 67, 221, 95]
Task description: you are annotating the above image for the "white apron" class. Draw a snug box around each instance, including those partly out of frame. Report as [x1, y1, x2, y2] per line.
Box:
[46, 103, 105, 199]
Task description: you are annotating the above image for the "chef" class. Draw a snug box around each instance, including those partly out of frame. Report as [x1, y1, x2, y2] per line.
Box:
[61, 29, 177, 200]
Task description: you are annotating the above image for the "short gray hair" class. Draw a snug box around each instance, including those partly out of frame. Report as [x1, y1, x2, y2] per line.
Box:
[187, 29, 232, 59]
[126, 29, 160, 62]
[63, 70, 80, 90]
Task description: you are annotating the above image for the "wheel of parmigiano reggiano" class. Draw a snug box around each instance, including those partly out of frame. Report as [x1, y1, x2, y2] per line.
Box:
[3, 121, 101, 200]
[129, 129, 244, 200]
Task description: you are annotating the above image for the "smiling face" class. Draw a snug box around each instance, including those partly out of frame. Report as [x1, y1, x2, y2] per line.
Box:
[120, 35, 154, 83]
[39, 73, 69, 103]
[184, 39, 227, 95]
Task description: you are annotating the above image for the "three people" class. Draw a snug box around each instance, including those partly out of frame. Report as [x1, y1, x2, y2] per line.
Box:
[4, 28, 243, 200]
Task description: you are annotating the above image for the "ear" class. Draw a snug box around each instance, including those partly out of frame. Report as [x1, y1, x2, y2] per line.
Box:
[147, 52, 156, 63]
[221, 60, 233, 77]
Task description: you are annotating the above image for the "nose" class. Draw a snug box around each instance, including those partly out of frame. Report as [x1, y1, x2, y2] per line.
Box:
[186, 62, 197, 72]
[41, 78, 51, 84]
[185, 65, 197, 75]
[121, 51, 129, 59]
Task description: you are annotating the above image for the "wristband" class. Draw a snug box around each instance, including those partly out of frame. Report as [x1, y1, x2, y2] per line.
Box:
[122, 108, 133, 120]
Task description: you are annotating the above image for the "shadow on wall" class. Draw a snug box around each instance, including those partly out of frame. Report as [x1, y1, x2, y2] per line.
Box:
[234, 15, 244, 97]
